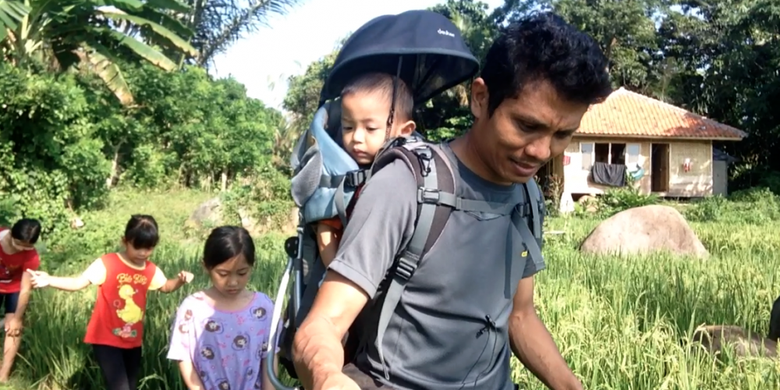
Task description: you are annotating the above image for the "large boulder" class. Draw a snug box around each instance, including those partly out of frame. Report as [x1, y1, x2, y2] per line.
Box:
[185, 197, 299, 236]
[579, 204, 708, 258]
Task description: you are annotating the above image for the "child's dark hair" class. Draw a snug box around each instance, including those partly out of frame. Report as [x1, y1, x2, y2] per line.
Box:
[11, 218, 41, 244]
[203, 226, 256, 269]
[341, 72, 414, 121]
[124, 214, 159, 249]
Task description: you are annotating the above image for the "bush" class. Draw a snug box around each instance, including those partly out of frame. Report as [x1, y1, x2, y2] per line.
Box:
[595, 176, 660, 218]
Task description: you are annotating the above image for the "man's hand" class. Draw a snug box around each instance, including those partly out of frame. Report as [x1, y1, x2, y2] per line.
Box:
[177, 271, 194, 284]
[317, 372, 361, 390]
[26, 269, 50, 288]
[4, 317, 22, 338]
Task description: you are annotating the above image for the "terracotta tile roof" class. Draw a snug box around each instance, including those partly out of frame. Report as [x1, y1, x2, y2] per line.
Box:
[576, 87, 748, 140]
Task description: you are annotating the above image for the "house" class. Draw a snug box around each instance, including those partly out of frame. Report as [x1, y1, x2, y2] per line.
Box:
[540, 87, 748, 200]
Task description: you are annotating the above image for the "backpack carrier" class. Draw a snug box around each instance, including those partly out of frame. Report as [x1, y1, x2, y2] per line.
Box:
[263, 10, 544, 390]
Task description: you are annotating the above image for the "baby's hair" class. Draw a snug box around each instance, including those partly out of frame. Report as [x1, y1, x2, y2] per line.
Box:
[124, 214, 159, 249]
[341, 72, 414, 122]
[11, 218, 41, 244]
[202, 226, 256, 270]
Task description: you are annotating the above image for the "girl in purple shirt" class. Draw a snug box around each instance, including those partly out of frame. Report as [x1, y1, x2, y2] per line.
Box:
[167, 226, 278, 390]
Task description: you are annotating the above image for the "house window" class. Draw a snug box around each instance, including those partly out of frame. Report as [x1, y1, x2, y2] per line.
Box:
[626, 143, 641, 165]
[588, 142, 638, 167]
[580, 142, 594, 170]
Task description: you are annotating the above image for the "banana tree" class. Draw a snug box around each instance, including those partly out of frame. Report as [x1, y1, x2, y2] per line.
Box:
[1, 0, 198, 106]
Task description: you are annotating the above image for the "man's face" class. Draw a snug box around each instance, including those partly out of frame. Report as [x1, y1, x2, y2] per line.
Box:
[469, 77, 590, 184]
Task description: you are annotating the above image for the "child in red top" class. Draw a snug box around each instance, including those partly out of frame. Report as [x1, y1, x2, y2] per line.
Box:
[0, 218, 41, 382]
[28, 214, 194, 390]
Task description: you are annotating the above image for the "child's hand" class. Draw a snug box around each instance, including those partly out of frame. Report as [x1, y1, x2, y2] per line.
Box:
[177, 271, 194, 284]
[4, 316, 22, 337]
[26, 269, 50, 288]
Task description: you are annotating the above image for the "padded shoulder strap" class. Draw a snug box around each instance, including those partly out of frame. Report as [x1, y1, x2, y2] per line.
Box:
[509, 178, 546, 268]
[523, 178, 545, 244]
[369, 141, 453, 380]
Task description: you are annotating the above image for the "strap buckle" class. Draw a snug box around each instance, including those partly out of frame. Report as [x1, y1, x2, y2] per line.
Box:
[515, 203, 532, 217]
[417, 187, 440, 204]
[395, 254, 418, 281]
[413, 147, 433, 176]
[345, 169, 366, 188]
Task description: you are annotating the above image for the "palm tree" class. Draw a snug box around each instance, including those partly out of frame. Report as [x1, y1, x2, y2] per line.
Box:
[1, 0, 198, 106]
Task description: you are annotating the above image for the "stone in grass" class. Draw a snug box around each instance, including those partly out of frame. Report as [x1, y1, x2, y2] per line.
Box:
[690, 325, 777, 358]
[689, 294, 780, 359]
[578, 204, 709, 259]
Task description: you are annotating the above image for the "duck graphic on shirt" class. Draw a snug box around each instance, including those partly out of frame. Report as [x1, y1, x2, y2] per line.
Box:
[113, 284, 143, 338]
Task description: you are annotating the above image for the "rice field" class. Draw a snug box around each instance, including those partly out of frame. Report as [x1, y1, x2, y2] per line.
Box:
[6, 190, 780, 389]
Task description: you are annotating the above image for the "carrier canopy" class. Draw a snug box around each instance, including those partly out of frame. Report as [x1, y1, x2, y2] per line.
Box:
[320, 9, 480, 107]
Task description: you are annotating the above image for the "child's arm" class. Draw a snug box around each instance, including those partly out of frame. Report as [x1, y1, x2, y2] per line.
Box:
[176, 360, 206, 390]
[28, 257, 106, 292]
[13, 255, 40, 326]
[159, 271, 193, 293]
[151, 267, 193, 293]
[261, 353, 279, 390]
[315, 221, 341, 268]
[27, 270, 91, 291]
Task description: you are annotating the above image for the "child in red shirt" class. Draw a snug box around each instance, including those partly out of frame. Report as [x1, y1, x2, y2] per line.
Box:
[28, 214, 194, 390]
[0, 218, 41, 382]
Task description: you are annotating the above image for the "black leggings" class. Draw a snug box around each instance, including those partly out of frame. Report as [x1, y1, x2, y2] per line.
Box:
[92, 344, 143, 390]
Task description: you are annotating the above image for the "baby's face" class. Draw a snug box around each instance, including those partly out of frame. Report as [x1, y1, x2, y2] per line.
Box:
[341, 91, 409, 166]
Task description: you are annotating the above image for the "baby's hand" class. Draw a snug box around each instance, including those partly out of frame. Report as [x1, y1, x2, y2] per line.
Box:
[27, 269, 50, 288]
[177, 271, 194, 284]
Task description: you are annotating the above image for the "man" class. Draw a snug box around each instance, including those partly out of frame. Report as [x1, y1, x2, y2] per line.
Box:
[292, 11, 612, 390]
[0, 218, 41, 382]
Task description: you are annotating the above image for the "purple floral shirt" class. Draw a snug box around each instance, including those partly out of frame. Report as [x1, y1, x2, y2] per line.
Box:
[167, 291, 278, 390]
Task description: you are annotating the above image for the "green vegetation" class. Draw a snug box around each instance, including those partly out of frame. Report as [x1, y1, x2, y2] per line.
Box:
[3, 0, 780, 389]
[1, 188, 776, 389]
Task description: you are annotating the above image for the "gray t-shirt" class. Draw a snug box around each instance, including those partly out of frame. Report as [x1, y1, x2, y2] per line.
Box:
[329, 141, 546, 389]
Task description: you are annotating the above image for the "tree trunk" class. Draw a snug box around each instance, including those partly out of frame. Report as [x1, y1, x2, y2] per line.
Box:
[221, 168, 228, 192]
[106, 143, 123, 188]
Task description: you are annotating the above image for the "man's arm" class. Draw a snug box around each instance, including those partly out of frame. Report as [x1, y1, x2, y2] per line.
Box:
[292, 273, 370, 389]
[509, 276, 582, 390]
[292, 159, 418, 390]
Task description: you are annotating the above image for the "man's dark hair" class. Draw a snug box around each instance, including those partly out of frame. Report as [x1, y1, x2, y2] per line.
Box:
[341, 72, 414, 122]
[11, 218, 41, 244]
[481, 11, 612, 116]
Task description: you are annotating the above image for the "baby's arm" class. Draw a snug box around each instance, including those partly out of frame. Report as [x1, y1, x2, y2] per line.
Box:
[315, 221, 341, 268]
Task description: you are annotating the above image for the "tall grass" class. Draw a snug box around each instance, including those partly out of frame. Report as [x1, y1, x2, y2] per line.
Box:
[7, 189, 780, 389]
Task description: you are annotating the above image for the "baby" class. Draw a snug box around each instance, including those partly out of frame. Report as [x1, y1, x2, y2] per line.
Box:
[316, 72, 416, 268]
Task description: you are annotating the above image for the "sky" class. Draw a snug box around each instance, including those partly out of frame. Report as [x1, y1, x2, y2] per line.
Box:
[209, 0, 505, 112]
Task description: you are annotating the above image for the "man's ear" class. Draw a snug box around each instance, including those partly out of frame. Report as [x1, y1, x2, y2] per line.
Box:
[470, 77, 488, 120]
